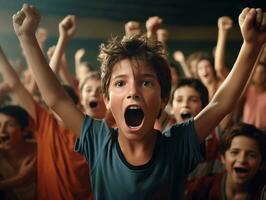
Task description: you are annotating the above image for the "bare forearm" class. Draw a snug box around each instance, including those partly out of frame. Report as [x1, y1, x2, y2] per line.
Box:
[49, 36, 69, 74]
[179, 61, 193, 78]
[215, 30, 229, 80]
[60, 54, 76, 87]
[213, 42, 261, 112]
[0, 175, 25, 190]
[0, 48, 21, 89]
[18, 36, 68, 107]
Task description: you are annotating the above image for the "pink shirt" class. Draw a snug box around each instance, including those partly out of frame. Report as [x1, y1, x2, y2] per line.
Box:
[243, 85, 266, 130]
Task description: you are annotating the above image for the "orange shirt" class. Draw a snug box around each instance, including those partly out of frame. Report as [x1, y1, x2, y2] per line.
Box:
[33, 102, 92, 200]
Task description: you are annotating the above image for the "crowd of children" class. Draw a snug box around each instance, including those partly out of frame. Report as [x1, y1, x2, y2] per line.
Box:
[0, 3, 266, 200]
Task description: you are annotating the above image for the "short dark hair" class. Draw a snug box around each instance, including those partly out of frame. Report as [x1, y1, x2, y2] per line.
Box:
[170, 78, 209, 108]
[98, 34, 172, 101]
[0, 105, 29, 129]
[79, 71, 101, 92]
[63, 85, 79, 105]
[219, 123, 266, 163]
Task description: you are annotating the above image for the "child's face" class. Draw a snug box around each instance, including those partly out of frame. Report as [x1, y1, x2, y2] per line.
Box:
[197, 59, 215, 85]
[104, 58, 166, 140]
[81, 78, 106, 119]
[171, 86, 202, 122]
[0, 113, 24, 150]
[221, 136, 262, 187]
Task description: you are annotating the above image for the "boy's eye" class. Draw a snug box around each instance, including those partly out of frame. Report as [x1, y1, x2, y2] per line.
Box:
[175, 98, 183, 103]
[85, 88, 92, 93]
[247, 153, 258, 159]
[230, 151, 238, 156]
[6, 121, 19, 128]
[114, 80, 125, 87]
[142, 80, 153, 87]
[191, 97, 200, 103]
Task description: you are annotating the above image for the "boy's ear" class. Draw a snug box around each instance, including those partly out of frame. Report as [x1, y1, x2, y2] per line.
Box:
[220, 154, 226, 164]
[103, 95, 111, 110]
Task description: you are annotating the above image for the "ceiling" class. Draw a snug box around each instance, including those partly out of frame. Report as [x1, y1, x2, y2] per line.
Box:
[1, 0, 265, 26]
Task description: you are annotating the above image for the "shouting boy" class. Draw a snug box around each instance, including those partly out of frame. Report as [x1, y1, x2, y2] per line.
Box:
[12, 4, 266, 199]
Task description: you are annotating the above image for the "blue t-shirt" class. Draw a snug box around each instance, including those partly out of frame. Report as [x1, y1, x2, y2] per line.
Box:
[75, 116, 203, 200]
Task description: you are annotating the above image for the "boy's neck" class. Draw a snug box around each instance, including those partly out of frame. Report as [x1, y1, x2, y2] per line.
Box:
[117, 129, 157, 166]
[225, 175, 249, 200]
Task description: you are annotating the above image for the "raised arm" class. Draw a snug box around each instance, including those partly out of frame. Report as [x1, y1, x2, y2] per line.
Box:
[195, 8, 266, 142]
[173, 50, 193, 78]
[59, 53, 77, 88]
[145, 16, 162, 40]
[125, 21, 141, 36]
[49, 15, 76, 75]
[214, 16, 232, 81]
[12, 4, 84, 136]
[0, 47, 36, 120]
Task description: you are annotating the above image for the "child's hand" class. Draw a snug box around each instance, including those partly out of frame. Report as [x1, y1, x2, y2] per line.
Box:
[239, 8, 266, 46]
[125, 21, 141, 36]
[12, 4, 41, 38]
[145, 16, 163, 34]
[18, 155, 36, 179]
[75, 48, 85, 61]
[218, 16, 233, 32]
[173, 51, 185, 63]
[59, 15, 76, 40]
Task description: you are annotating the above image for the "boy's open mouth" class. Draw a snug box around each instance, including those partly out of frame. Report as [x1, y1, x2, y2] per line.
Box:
[180, 112, 192, 120]
[89, 101, 98, 108]
[0, 133, 10, 143]
[234, 167, 248, 175]
[125, 106, 144, 127]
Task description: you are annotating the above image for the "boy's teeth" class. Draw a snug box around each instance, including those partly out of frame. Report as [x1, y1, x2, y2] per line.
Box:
[129, 106, 140, 109]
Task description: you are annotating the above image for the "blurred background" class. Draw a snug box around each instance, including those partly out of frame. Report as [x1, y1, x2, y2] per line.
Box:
[0, 0, 265, 72]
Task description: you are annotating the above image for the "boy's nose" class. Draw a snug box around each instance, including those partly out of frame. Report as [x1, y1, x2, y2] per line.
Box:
[127, 84, 140, 100]
[0, 125, 5, 133]
[237, 152, 247, 163]
[181, 99, 189, 107]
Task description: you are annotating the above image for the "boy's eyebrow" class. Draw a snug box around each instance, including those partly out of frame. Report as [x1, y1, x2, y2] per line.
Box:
[112, 73, 158, 80]
[141, 73, 158, 79]
[175, 95, 200, 98]
[230, 147, 260, 153]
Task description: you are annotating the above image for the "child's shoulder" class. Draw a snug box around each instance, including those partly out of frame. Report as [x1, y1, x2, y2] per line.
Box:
[163, 119, 195, 136]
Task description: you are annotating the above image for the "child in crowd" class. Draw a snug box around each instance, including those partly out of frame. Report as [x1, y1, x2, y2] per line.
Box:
[170, 78, 223, 179]
[79, 71, 107, 119]
[0, 15, 92, 199]
[186, 123, 266, 199]
[0, 105, 36, 200]
[13, 4, 266, 199]
[243, 61, 266, 130]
